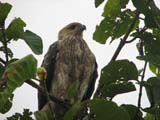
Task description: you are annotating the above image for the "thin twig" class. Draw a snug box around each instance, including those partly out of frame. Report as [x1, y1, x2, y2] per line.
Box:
[0, 57, 6, 65]
[125, 27, 148, 44]
[134, 61, 147, 119]
[1, 22, 9, 63]
[110, 11, 140, 62]
[25, 79, 71, 109]
[32, 78, 41, 82]
[110, 0, 152, 62]
[139, 17, 144, 20]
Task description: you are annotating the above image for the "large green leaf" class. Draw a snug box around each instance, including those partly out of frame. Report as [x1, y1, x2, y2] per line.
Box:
[89, 99, 130, 120]
[95, 60, 138, 98]
[0, 2, 12, 23]
[142, 32, 160, 56]
[131, 0, 148, 12]
[95, 0, 104, 8]
[93, 17, 115, 44]
[22, 30, 43, 55]
[101, 81, 136, 98]
[137, 55, 160, 68]
[121, 104, 143, 120]
[93, 10, 139, 44]
[144, 113, 155, 120]
[100, 60, 138, 84]
[0, 94, 13, 114]
[0, 54, 37, 113]
[34, 111, 53, 120]
[112, 11, 139, 40]
[144, 77, 160, 107]
[144, 9, 158, 28]
[143, 106, 160, 120]
[120, 0, 129, 8]
[6, 18, 43, 55]
[6, 18, 26, 40]
[102, 0, 121, 18]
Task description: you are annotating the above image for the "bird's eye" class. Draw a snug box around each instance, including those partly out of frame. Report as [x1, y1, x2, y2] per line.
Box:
[69, 25, 76, 30]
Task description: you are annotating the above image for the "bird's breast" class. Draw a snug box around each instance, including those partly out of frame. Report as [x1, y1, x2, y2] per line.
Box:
[50, 37, 95, 102]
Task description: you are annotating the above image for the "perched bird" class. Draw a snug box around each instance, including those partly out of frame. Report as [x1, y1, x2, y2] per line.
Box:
[38, 22, 98, 119]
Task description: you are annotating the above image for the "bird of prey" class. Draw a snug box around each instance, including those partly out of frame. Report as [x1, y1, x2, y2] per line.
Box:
[38, 22, 98, 119]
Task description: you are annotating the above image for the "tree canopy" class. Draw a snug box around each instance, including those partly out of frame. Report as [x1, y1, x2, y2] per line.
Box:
[0, 0, 160, 119]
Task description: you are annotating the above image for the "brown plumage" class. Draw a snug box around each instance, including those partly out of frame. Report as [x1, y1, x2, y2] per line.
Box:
[38, 22, 98, 119]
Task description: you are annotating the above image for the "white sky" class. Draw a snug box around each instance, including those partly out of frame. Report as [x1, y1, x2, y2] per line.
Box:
[0, 0, 160, 119]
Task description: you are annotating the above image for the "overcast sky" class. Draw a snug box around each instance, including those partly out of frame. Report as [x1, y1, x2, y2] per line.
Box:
[0, 0, 160, 119]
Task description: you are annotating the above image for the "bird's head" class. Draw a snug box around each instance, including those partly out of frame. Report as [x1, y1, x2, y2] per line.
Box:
[58, 22, 86, 40]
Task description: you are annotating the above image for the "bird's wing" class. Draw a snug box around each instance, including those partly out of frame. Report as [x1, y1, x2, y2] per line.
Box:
[82, 61, 98, 100]
[38, 41, 58, 110]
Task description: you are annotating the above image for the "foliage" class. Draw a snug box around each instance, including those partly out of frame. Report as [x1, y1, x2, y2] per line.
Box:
[0, 2, 42, 119]
[7, 109, 33, 120]
[0, 0, 160, 119]
[91, 0, 160, 119]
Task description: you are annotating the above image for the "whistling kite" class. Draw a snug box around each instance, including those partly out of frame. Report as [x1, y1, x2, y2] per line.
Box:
[38, 22, 98, 119]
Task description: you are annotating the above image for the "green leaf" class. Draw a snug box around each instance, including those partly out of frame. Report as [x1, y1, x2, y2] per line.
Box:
[144, 113, 155, 120]
[7, 109, 33, 120]
[142, 32, 160, 56]
[93, 17, 115, 44]
[101, 81, 136, 98]
[144, 77, 160, 107]
[89, 99, 130, 120]
[6, 18, 43, 54]
[121, 104, 143, 120]
[64, 102, 83, 120]
[0, 2, 12, 23]
[22, 30, 43, 55]
[96, 60, 138, 98]
[102, 0, 121, 18]
[137, 55, 160, 68]
[34, 111, 53, 120]
[93, 10, 139, 44]
[131, 0, 148, 12]
[144, 9, 157, 28]
[112, 12, 139, 40]
[143, 106, 160, 120]
[95, 0, 104, 8]
[153, 28, 160, 40]
[6, 18, 26, 40]
[0, 54, 37, 113]
[100, 60, 138, 84]
[149, 64, 160, 77]
[120, 0, 129, 8]
[0, 94, 13, 114]
[150, 1, 160, 16]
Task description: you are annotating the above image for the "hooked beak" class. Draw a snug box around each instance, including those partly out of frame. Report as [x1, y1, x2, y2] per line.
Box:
[81, 25, 86, 31]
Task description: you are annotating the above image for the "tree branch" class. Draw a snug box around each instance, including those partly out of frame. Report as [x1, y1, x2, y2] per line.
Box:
[135, 61, 147, 119]
[0, 57, 6, 65]
[125, 27, 148, 44]
[110, 0, 152, 63]
[1, 22, 9, 63]
[110, 11, 140, 62]
[25, 79, 71, 109]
